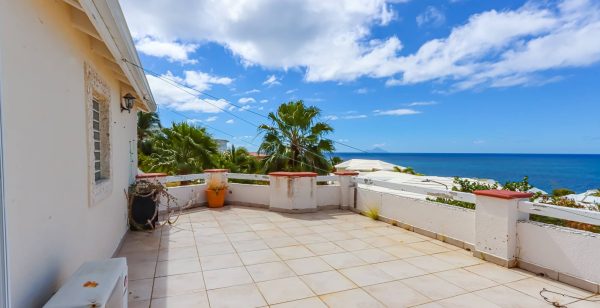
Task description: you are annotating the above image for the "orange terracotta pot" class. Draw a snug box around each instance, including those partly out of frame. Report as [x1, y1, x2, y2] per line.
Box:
[206, 189, 226, 208]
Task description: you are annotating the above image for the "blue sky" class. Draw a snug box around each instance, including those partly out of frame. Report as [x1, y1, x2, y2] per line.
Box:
[121, 0, 600, 154]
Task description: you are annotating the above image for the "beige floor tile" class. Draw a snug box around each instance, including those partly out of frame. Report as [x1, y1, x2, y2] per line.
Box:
[567, 295, 600, 308]
[364, 280, 431, 307]
[226, 231, 260, 242]
[464, 263, 528, 284]
[405, 255, 458, 273]
[434, 293, 502, 308]
[474, 285, 548, 308]
[128, 278, 153, 302]
[295, 234, 330, 245]
[160, 236, 196, 249]
[152, 272, 205, 298]
[200, 253, 243, 271]
[257, 276, 315, 304]
[118, 250, 158, 264]
[386, 232, 425, 244]
[285, 256, 334, 275]
[207, 283, 267, 308]
[352, 248, 396, 263]
[239, 249, 281, 265]
[300, 270, 356, 295]
[334, 223, 364, 231]
[129, 261, 157, 280]
[309, 225, 339, 233]
[348, 229, 379, 239]
[274, 246, 316, 260]
[408, 241, 452, 254]
[197, 242, 236, 257]
[270, 297, 327, 308]
[195, 234, 230, 245]
[247, 261, 296, 282]
[374, 259, 428, 279]
[250, 222, 278, 231]
[430, 250, 484, 268]
[264, 236, 300, 248]
[336, 238, 373, 251]
[203, 266, 254, 289]
[339, 264, 395, 286]
[193, 227, 225, 236]
[365, 236, 399, 248]
[434, 268, 497, 291]
[232, 239, 269, 252]
[320, 288, 384, 308]
[382, 245, 426, 259]
[221, 224, 252, 233]
[305, 242, 345, 255]
[157, 246, 197, 261]
[322, 231, 355, 241]
[402, 274, 467, 300]
[320, 252, 367, 269]
[155, 257, 201, 277]
[284, 227, 315, 236]
[528, 276, 593, 298]
[256, 229, 288, 239]
[150, 292, 210, 308]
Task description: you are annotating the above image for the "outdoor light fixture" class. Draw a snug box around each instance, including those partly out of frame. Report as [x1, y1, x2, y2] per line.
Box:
[121, 93, 135, 113]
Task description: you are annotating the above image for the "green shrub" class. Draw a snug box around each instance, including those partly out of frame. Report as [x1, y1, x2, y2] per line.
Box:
[452, 177, 498, 193]
[502, 176, 533, 192]
[552, 188, 575, 197]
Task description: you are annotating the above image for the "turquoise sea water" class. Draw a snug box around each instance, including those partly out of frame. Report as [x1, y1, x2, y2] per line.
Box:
[335, 153, 600, 193]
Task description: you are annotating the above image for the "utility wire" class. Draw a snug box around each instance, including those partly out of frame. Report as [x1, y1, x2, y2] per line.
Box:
[122, 58, 369, 154]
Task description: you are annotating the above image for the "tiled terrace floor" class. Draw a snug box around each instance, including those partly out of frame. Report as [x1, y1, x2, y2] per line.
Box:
[119, 206, 598, 308]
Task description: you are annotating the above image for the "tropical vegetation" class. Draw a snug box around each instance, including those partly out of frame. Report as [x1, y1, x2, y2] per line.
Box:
[258, 100, 335, 174]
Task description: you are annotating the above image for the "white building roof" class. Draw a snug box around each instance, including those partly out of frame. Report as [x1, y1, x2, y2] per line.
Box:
[335, 159, 403, 172]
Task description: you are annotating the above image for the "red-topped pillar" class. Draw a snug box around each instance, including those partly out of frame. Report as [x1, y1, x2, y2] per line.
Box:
[473, 190, 533, 267]
[335, 171, 359, 209]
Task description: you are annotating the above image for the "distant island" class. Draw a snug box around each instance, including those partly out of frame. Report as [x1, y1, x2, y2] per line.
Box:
[369, 147, 388, 153]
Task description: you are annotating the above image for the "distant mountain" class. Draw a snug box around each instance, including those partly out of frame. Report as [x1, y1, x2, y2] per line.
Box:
[369, 147, 388, 153]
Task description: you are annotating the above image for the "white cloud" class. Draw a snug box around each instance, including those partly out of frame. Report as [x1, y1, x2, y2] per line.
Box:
[184, 71, 233, 92]
[323, 115, 339, 121]
[187, 116, 218, 124]
[226, 119, 235, 124]
[238, 97, 256, 104]
[355, 88, 369, 94]
[323, 114, 367, 121]
[135, 36, 198, 63]
[259, 99, 269, 103]
[373, 108, 420, 116]
[405, 101, 437, 106]
[263, 75, 281, 86]
[244, 89, 261, 94]
[205, 116, 218, 122]
[416, 6, 445, 28]
[285, 88, 298, 94]
[123, 0, 600, 89]
[147, 72, 232, 113]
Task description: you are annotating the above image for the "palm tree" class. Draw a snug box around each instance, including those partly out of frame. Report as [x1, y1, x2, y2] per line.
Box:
[144, 122, 218, 175]
[258, 100, 335, 174]
[137, 111, 162, 155]
[216, 145, 260, 174]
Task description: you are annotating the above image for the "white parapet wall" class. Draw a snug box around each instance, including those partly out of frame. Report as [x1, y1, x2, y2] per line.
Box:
[160, 184, 207, 212]
[317, 185, 341, 208]
[356, 186, 476, 247]
[228, 183, 270, 207]
[517, 221, 600, 288]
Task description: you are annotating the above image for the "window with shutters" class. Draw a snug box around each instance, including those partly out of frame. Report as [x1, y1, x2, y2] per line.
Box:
[91, 98, 110, 182]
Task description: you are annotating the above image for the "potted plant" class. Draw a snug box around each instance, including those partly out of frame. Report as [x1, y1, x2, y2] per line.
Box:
[127, 179, 175, 230]
[206, 177, 228, 208]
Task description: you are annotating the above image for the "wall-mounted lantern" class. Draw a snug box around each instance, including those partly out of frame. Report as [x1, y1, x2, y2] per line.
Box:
[121, 93, 135, 113]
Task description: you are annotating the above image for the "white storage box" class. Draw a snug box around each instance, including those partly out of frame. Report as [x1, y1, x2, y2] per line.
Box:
[44, 258, 128, 308]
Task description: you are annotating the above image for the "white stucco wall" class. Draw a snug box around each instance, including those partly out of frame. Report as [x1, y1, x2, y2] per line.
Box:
[357, 187, 475, 245]
[317, 185, 341, 207]
[162, 184, 207, 211]
[228, 183, 270, 207]
[0, 1, 138, 306]
[517, 221, 600, 284]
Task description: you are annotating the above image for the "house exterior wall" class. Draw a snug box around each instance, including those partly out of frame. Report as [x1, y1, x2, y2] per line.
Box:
[0, 1, 138, 306]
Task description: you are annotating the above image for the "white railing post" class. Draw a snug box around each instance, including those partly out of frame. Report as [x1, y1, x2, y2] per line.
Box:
[204, 169, 229, 187]
[268, 172, 318, 213]
[473, 190, 533, 267]
[135, 172, 167, 185]
[335, 171, 358, 209]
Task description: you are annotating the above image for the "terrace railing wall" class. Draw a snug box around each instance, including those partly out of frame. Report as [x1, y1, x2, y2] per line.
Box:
[139, 170, 600, 293]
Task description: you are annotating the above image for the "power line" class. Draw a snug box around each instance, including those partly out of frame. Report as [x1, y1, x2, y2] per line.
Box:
[122, 58, 369, 154]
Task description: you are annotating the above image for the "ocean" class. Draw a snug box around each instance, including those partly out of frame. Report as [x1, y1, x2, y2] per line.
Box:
[335, 153, 600, 193]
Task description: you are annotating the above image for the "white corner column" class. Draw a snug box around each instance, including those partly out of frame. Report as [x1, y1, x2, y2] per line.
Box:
[204, 169, 229, 187]
[473, 190, 533, 267]
[335, 171, 358, 210]
[268, 172, 317, 213]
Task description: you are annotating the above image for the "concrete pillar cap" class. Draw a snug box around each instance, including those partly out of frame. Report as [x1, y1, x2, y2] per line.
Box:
[473, 189, 533, 199]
